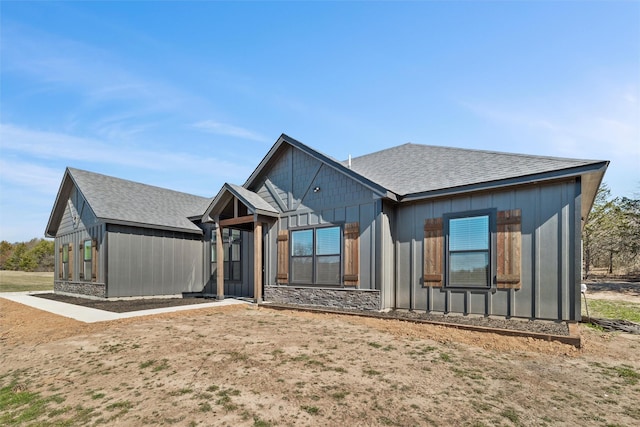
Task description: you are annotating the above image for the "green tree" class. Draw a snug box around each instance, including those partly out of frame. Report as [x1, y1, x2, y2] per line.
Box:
[0, 240, 13, 269]
[584, 183, 640, 275]
[4, 243, 27, 271]
[615, 197, 640, 269]
[0, 238, 55, 272]
[27, 239, 55, 271]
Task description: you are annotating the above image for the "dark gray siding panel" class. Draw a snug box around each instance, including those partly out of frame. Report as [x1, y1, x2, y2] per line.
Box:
[379, 201, 395, 308]
[257, 145, 381, 291]
[394, 179, 581, 321]
[53, 187, 106, 295]
[358, 203, 375, 290]
[58, 187, 99, 236]
[106, 225, 203, 297]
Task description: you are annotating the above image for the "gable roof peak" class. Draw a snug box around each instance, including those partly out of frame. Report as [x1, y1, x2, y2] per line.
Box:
[46, 167, 211, 237]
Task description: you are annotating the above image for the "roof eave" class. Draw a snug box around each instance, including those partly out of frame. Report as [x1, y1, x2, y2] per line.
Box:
[44, 168, 76, 238]
[399, 162, 609, 204]
[202, 183, 233, 223]
[103, 218, 203, 235]
[579, 161, 609, 229]
[254, 208, 280, 218]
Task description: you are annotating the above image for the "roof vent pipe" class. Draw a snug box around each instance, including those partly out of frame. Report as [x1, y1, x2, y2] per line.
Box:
[348, 154, 351, 169]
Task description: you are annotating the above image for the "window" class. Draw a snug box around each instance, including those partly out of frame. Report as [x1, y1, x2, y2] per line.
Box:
[83, 240, 92, 281]
[291, 226, 341, 285]
[211, 228, 242, 281]
[424, 209, 520, 290]
[447, 214, 490, 288]
[62, 244, 69, 280]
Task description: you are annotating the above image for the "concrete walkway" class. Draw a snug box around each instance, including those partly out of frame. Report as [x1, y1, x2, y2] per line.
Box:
[0, 292, 249, 323]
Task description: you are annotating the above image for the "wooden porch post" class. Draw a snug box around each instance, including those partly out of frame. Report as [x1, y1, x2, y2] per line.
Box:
[215, 223, 224, 300]
[254, 221, 263, 303]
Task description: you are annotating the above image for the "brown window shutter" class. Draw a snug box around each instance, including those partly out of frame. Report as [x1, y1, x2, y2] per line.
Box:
[423, 218, 443, 287]
[68, 243, 73, 280]
[79, 245, 84, 280]
[497, 209, 522, 290]
[92, 239, 98, 282]
[343, 222, 360, 286]
[276, 230, 289, 283]
[58, 247, 63, 279]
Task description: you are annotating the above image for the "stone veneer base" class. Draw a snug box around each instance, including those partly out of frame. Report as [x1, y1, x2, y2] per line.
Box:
[54, 281, 106, 299]
[264, 284, 380, 311]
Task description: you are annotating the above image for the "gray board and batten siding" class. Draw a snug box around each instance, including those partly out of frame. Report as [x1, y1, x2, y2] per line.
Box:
[390, 179, 582, 321]
[247, 142, 383, 302]
[53, 185, 107, 297]
[46, 167, 212, 299]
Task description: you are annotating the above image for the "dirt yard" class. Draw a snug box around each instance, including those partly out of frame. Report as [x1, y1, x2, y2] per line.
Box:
[1, 297, 639, 426]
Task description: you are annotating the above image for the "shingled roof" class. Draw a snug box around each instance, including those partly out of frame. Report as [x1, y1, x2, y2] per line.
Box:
[202, 182, 279, 222]
[46, 168, 211, 236]
[346, 143, 608, 198]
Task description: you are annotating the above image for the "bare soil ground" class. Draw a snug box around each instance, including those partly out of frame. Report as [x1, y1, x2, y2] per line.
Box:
[583, 279, 640, 303]
[1, 296, 639, 426]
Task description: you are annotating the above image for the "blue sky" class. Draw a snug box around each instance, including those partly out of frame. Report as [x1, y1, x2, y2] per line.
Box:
[1, 1, 638, 242]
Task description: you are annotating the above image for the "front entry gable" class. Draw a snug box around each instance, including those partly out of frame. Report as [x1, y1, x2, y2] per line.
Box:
[202, 183, 279, 225]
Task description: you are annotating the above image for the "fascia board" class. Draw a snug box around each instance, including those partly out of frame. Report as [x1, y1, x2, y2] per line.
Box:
[201, 185, 229, 222]
[254, 208, 280, 218]
[45, 169, 73, 237]
[104, 219, 203, 235]
[399, 162, 609, 204]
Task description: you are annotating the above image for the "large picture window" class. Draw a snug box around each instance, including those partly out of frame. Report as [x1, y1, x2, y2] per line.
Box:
[211, 228, 242, 281]
[447, 214, 490, 288]
[291, 226, 341, 285]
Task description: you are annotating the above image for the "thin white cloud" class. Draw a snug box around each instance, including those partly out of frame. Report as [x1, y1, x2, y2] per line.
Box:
[460, 85, 640, 197]
[0, 159, 62, 196]
[1, 22, 217, 142]
[462, 83, 639, 152]
[0, 123, 252, 181]
[191, 120, 269, 142]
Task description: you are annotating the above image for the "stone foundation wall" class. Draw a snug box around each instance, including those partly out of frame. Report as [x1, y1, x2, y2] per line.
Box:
[264, 285, 380, 311]
[54, 281, 106, 299]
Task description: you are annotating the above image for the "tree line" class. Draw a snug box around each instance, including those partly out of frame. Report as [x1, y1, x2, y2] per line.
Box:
[0, 238, 55, 272]
[583, 183, 640, 277]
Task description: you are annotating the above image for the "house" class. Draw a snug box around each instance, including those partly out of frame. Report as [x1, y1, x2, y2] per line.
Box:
[45, 167, 211, 298]
[46, 134, 608, 321]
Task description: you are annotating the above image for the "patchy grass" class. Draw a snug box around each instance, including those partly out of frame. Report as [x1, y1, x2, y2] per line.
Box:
[252, 417, 272, 427]
[105, 400, 132, 411]
[500, 407, 521, 424]
[612, 366, 640, 385]
[0, 382, 89, 425]
[583, 299, 640, 323]
[0, 271, 53, 292]
[301, 405, 320, 415]
[3, 296, 639, 426]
